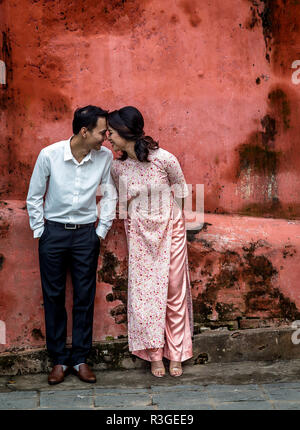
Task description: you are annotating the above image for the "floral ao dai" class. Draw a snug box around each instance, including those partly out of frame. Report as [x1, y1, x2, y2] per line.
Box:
[111, 148, 193, 352]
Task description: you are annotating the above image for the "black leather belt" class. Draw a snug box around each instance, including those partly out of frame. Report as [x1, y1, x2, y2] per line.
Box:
[45, 220, 96, 230]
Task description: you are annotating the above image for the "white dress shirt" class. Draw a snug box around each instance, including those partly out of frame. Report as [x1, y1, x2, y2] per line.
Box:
[26, 138, 117, 239]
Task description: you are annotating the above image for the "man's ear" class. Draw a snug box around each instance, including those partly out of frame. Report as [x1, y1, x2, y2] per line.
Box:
[80, 127, 88, 138]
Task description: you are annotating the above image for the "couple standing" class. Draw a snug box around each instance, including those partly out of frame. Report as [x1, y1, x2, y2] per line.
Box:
[26, 105, 193, 384]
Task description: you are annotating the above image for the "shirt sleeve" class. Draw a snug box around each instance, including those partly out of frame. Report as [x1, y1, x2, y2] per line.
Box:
[96, 154, 118, 239]
[164, 153, 189, 198]
[26, 149, 50, 238]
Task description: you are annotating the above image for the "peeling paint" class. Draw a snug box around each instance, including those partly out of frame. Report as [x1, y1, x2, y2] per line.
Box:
[0, 216, 10, 237]
[282, 244, 297, 259]
[98, 251, 128, 324]
[191, 240, 300, 324]
[31, 328, 44, 340]
[236, 141, 280, 209]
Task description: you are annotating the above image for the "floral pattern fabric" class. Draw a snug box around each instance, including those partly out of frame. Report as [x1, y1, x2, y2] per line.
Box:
[111, 148, 193, 351]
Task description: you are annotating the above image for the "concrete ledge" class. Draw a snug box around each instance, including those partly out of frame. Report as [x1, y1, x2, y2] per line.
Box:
[0, 327, 299, 376]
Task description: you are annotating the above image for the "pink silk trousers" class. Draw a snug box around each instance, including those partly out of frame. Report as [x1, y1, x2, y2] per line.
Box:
[132, 203, 193, 362]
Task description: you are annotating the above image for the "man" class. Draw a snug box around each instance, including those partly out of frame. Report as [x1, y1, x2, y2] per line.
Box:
[26, 105, 117, 385]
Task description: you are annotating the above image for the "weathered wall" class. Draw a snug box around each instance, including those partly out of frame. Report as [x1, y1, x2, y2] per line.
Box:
[0, 0, 300, 353]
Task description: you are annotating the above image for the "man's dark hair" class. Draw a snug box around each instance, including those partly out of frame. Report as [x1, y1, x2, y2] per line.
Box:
[72, 105, 108, 135]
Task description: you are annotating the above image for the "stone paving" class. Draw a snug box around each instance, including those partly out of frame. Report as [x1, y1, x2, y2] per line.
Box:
[1, 359, 300, 410]
[1, 382, 300, 410]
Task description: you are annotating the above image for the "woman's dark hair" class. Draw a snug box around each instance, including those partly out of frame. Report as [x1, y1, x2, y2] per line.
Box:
[107, 106, 159, 162]
[72, 105, 108, 135]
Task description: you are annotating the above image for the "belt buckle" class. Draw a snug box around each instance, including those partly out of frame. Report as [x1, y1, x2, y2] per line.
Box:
[65, 223, 77, 229]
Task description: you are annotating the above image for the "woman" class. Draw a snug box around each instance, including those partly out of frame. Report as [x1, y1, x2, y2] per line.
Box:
[108, 106, 193, 377]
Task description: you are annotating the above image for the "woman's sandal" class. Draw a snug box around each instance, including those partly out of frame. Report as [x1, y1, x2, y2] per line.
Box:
[151, 361, 166, 378]
[169, 361, 183, 377]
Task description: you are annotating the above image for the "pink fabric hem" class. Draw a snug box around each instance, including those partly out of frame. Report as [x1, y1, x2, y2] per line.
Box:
[132, 349, 193, 363]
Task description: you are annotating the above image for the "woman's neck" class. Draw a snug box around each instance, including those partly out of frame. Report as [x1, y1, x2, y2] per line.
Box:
[125, 141, 138, 160]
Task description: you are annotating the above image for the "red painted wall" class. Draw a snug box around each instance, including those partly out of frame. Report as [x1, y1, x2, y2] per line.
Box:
[1, 0, 300, 353]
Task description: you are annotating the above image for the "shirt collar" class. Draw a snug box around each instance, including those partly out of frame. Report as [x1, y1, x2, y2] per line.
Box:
[64, 137, 96, 163]
[88, 150, 96, 163]
[64, 137, 73, 161]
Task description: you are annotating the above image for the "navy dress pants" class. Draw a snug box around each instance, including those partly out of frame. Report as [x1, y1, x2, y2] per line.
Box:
[38, 221, 100, 366]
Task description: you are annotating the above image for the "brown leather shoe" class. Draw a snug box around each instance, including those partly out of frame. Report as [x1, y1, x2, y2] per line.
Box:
[72, 363, 96, 383]
[48, 365, 71, 385]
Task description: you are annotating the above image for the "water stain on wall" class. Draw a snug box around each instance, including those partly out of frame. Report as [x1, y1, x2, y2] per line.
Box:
[237, 142, 279, 178]
[170, 14, 180, 24]
[232, 82, 300, 218]
[235, 125, 280, 216]
[41, 91, 72, 122]
[245, 0, 300, 74]
[37, 0, 151, 36]
[268, 88, 291, 131]
[189, 239, 300, 324]
[179, 0, 201, 27]
[245, 5, 260, 29]
[0, 254, 4, 270]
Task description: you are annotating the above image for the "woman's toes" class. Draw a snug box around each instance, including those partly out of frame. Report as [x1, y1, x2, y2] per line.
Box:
[169, 361, 183, 377]
[151, 361, 165, 378]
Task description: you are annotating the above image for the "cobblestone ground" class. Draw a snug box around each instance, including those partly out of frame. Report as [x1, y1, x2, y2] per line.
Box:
[0, 360, 300, 410]
[1, 383, 300, 410]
